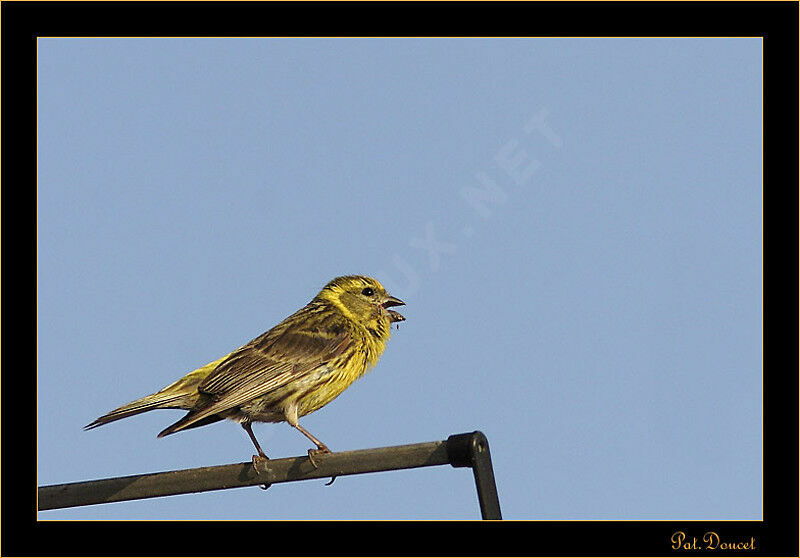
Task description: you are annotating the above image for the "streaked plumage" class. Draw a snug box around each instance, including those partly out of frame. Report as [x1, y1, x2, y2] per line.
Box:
[85, 275, 405, 463]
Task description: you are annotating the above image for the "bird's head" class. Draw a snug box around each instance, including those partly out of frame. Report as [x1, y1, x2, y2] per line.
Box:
[316, 275, 405, 326]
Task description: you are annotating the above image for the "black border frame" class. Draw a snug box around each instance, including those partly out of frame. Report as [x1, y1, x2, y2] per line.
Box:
[4, 1, 797, 556]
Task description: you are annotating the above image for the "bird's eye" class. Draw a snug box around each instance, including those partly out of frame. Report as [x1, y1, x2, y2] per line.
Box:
[361, 287, 374, 296]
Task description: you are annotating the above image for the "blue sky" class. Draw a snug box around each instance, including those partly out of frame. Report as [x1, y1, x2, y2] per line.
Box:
[37, 38, 761, 520]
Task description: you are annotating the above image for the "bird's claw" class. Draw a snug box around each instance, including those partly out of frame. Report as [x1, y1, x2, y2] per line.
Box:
[307, 446, 331, 468]
[306, 446, 335, 485]
[252, 454, 271, 489]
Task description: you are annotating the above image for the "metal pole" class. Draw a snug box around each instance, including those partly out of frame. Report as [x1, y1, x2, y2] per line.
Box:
[38, 432, 501, 519]
[446, 431, 502, 519]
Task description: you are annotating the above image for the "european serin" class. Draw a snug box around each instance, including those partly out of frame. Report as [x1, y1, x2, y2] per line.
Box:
[85, 275, 405, 464]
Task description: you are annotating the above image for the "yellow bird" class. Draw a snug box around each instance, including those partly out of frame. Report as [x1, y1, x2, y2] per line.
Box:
[85, 275, 405, 464]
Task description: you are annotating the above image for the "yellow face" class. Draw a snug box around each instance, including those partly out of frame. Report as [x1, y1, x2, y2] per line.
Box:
[318, 275, 405, 324]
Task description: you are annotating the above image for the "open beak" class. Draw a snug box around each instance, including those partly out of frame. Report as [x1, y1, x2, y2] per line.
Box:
[383, 295, 405, 308]
[382, 295, 405, 323]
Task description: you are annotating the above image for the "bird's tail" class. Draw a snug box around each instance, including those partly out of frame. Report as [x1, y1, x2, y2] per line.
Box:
[83, 391, 190, 430]
[84, 353, 231, 431]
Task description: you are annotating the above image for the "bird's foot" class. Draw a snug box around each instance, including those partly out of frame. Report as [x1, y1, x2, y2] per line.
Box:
[307, 446, 336, 485]
[307, 445, 331, 468]
[252, 453, 271, 490]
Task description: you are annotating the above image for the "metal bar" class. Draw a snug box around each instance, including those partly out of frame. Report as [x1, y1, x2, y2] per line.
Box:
[446, 431, 502, 519]
[39, 432, 501, 518]
[467, 432, 502, 519]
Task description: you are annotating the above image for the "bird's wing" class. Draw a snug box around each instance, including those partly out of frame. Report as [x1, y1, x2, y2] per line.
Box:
[158, 310, 352, 435]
